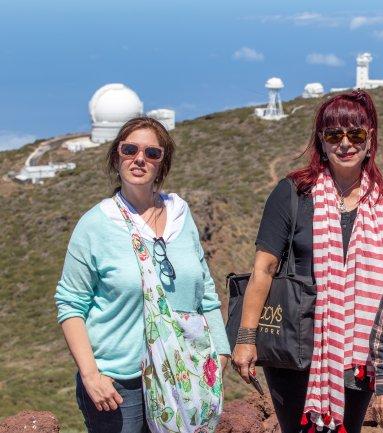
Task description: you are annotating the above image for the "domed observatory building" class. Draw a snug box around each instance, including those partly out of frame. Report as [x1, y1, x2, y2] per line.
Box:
[90, 83, 144, 143]
[302, 82, 324, 99]
[255, 77, 287, 120]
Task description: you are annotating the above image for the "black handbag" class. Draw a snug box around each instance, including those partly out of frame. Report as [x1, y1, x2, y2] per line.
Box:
[225, 179, 317, 370]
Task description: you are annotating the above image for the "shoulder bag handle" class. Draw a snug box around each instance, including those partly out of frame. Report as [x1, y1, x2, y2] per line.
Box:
[285, 178, 299, 277]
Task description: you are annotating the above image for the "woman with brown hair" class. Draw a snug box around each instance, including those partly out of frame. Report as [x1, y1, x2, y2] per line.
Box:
[54, 117, 230, 433]
[232, 90, 383, 433]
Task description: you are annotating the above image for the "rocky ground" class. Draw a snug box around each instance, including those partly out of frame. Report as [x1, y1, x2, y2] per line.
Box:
[217, 392, 280, 433]
[0, 395, 379, 433]
[0, 411, 59, 433]
[216, 392, 380, 433]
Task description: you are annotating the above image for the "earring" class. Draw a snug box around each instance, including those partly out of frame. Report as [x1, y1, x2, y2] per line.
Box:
[322, 153, 328, 161]
[366, 150, 371, 158]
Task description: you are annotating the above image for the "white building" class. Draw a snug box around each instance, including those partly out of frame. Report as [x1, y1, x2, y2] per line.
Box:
[329, 86, 350, 93]
[62, 83, 176, 153]
[255, 77, 287, 120]
[146, 109, 175, 130]
[90, 83, 144, 143]
[62, 136, 100, 153]
[356, 53, 383, 89]
[14, 163, 76, 184]
[331, 52, 383, 93]
[302, 82, 324, 99]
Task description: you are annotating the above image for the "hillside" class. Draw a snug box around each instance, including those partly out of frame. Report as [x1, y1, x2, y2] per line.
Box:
[2, 89, 383, 432]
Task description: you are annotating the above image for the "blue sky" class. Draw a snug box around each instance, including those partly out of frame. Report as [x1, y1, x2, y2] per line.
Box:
[1, 0, 383, 150]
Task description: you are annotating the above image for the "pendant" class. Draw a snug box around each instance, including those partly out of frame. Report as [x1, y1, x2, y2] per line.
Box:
[338, 196, 347, 213]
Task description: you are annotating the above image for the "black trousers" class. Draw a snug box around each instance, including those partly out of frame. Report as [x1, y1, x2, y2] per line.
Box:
[263, 367, 373, 433]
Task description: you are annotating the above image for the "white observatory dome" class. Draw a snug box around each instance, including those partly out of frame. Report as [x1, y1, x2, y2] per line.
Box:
[265, 77, 284, 89]
[302, 82, 324, 99]
[90, 83, 144, 143]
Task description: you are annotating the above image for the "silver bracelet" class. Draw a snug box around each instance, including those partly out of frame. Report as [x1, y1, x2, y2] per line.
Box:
[236, 327, 257, 345]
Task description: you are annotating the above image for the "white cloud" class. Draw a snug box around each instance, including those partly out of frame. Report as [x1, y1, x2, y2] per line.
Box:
[306, 53, 344, 67]
[291, 12, 344, 27]
[240, 12, 383, 29]
[232, 47, 264, 62]
[293, 12, 323, 24]
[243, 12, 346, 27]
[350, 16, 368, 29]
[350, 16, 383, 29]
[0, 131, 36, 152]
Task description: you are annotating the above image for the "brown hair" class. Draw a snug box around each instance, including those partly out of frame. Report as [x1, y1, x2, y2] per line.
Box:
[106, 116, 175, 193]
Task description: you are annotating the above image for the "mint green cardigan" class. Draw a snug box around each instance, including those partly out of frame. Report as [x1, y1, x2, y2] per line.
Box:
[54, 201, 230, 380]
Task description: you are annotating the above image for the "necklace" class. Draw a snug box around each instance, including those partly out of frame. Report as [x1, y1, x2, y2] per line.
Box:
[145, 193, 164, 238]
[142, 195, 157, 226]
[119, 191, 161, 231]
[153, 195, 159, 238]
[333, 177, 360, 213]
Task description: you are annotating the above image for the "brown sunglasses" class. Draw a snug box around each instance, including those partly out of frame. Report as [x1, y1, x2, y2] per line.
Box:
[118, 142, 164, 161]
[322, 128, 368, 145]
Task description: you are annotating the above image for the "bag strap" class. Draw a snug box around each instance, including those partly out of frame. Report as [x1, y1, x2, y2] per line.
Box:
[284, 178, 299, 277]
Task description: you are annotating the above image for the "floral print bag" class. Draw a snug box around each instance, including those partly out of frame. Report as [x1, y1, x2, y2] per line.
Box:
[114, 195, 223, 433]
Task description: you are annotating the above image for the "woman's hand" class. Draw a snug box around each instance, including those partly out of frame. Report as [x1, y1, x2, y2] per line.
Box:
[61, 318, 124, 411]
[81, 372, 123, 412]
[231, 343, 257, 384]
[373, 395, 383, 427]
[219, 355, 230, 374]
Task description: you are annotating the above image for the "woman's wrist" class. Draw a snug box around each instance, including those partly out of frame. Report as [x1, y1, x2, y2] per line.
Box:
[236, 327, 257, 345]
[80, 368, 100, 381]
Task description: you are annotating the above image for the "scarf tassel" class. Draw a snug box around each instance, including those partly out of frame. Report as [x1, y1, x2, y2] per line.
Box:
[302, 413, 346, 432]
[323, 414, 332, 425]
[301, 414, 309, 426]
[306, 421, 347, 433]
[355, 365, 366, 381]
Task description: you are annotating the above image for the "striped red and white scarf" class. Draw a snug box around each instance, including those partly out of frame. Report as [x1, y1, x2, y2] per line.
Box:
[303, 170, 383, 431]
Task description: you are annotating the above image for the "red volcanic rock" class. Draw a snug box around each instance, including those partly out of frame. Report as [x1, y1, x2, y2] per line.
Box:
[217, 392, 281, 433]
[0, 411, 59, 433]
[364, 404, 379, 428]
[217, 392, 380, 433]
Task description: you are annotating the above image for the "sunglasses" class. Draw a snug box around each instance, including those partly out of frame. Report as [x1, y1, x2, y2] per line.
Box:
[322, 128, 368, 145]
[153, 237, 176, 279]
[119, 142, 164, 161]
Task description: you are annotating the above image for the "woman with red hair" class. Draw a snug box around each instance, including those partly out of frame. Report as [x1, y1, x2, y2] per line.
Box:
[232, 90, 383, 433]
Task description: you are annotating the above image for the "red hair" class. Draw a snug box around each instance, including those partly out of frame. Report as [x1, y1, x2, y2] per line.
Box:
[288, 90, 383, 201]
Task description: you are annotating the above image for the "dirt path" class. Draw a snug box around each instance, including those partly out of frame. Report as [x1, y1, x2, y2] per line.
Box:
[26, 133, 86, 166]
[253, 155, 283, 195]
[269, 155, 281, 185]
